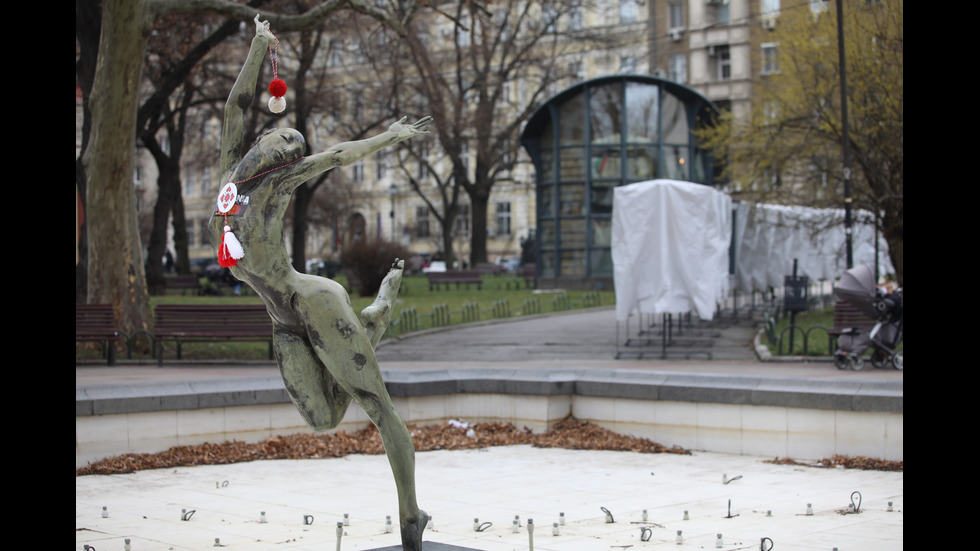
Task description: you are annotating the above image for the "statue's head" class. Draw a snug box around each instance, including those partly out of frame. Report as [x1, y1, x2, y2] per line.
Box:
[237, 128, 306, 179]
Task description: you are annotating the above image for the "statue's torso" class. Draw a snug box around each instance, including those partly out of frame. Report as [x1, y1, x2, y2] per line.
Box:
[208, 169, 329, 331]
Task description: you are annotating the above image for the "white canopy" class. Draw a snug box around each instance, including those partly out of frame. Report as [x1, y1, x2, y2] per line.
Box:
[732, 203, 892, 292]
[612, 181, 893, 322]
[612, 179, 732, 322]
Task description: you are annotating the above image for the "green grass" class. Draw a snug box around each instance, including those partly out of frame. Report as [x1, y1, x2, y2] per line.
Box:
[342, 273, 614, 333]
[764, 306, 903, 357]
[764, 308, 836, 356]
[79, 273, 616, 362]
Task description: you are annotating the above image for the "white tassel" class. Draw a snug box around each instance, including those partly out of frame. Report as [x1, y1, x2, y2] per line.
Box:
[223, 225, 244, 260]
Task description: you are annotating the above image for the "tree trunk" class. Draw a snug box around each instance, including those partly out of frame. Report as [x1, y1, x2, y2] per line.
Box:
[76, 162, 89, 304]
[82, 0, 154, 333]
[440, 228, 455, 270]
[144, 149, 182, 294]
[292, 185, 313, 273]
[76, 0, 100, 304]
[469, 192, 489, 266]
[881, 200, 903, 287]
[172, 194, 191, 275]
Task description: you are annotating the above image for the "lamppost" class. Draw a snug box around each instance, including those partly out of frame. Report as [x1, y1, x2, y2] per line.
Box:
[388, 183, 397, 242]
[835, 0, 853, 269]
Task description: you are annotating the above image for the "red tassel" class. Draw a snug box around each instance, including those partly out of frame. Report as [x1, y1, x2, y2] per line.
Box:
[218, 235, 237, 267]
[218, 225, 243, 267]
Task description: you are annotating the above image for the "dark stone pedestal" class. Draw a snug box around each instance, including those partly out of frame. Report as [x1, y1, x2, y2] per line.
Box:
[364, 543, 482, 551]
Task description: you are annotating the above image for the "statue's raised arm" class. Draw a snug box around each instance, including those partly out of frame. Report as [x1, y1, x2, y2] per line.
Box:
[305, 116, 433, 174]
[220, 15, 277, 176]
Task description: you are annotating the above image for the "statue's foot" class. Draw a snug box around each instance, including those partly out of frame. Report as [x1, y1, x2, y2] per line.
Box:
[361, 259, 404, 343]
[399, 509, 429, 551]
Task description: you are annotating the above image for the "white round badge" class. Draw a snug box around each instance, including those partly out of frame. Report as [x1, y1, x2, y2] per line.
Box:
[217, 183, 238, 214]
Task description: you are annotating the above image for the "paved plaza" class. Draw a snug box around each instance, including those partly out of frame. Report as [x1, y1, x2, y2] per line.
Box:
[77, 308, 903, 550]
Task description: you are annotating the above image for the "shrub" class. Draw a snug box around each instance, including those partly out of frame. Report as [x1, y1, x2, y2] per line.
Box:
[340, 238, 410, 297]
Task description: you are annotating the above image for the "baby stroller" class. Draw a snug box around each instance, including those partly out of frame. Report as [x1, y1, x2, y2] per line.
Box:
[833, 264, 903, 371]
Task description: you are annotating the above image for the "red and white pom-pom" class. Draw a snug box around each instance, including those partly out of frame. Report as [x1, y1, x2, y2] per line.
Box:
[268, 78, 287, 113]
[218, 225, 244, 267]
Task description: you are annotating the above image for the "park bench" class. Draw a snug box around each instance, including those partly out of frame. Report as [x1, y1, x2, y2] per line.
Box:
[76, 304, 123, 365]
[522, 263, 536, 289]
[475, 262, 504, 276]
[164, 274, 203, 295]
[828, 299, 876, 342]
[427, 270, 483, 291]
[153, 304, 274, 365]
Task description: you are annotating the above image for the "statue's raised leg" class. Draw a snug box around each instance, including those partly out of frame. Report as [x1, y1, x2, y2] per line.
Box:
[361, 259, 404, 349]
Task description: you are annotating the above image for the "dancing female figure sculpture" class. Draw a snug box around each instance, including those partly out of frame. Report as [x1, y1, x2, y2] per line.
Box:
[209, 15, 431, 549]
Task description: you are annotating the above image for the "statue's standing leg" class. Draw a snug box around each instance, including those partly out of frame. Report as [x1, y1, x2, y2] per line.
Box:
[296, 289, 428, 550]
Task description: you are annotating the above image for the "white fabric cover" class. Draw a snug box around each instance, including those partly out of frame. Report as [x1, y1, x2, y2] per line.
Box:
[612, 179, 732, 322]
[732, 203, 893, 292]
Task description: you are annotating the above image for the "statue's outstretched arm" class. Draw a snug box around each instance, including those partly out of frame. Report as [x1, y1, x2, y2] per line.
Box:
[305, 116, 433, 175]
[220, 15, 276, 176]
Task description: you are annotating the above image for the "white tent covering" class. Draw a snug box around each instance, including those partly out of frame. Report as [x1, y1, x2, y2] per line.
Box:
[612, 179, 732, 322]
[732, 203, 893, 292]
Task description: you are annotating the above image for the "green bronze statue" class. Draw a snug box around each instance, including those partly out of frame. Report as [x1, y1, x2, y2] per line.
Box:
[208, 15, 432, 549]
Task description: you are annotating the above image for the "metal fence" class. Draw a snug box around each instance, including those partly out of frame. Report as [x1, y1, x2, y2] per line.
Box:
[386, 291, 603, 337]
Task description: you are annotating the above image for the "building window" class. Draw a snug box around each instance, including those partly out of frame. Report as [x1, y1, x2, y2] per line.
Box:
[351, 159, 364, 183]
[327, 39, 344, 67]
[761, 43, 779, 75]
[542, 4, 558, 33]
[376, 149, 388, 180]
[569, 7, 583, 31]
[706, 0, 729, 24]
[670, 54, 687, 84]
[669, 2, 684, 30]
[184, 170, 195, 197]
[619, 56, 637, 74]
[455, 204, 470, 238]
[711, 45, 731, 80]
[200, 165, 211, 196]
[619, 0, 638, 23]
[186, 219, 196, 247]
[417, 142, 430, 180]
[414, 206, 430, 238]
[495, 202, 512, 236]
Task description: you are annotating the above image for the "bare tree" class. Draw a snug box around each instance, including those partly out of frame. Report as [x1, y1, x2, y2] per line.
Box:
[138, 11, 249, 293]
[336, 0, 604, 266]
[285, 13, 405, 272]
[77, 0, 418, 333]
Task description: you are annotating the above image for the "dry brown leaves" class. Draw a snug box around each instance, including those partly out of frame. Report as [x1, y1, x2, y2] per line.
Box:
[76, 416, 900, 476]
[76, 416, 688, 476]
[764, 454, 903, 472]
